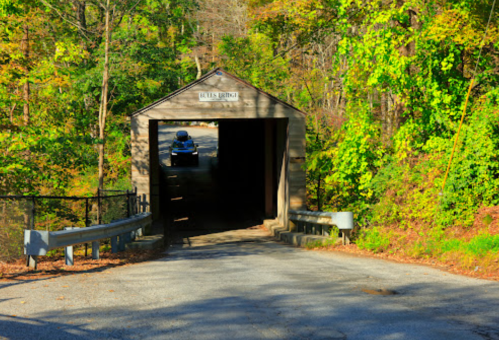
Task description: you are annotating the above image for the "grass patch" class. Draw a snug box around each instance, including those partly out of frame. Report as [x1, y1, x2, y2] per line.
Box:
[354, 220, 499, 279]
[440, 234, 499, 257]
[305, 237, 340, 249]
[357, 227, 392, 253]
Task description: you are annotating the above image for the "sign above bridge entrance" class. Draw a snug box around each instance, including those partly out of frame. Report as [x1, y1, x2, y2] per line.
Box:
[199, 92, 239, 102]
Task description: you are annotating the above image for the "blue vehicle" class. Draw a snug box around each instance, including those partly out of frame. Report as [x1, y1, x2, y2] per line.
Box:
[169, 131, 199, 166]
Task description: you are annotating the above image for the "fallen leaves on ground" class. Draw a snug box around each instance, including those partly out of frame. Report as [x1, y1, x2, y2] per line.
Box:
[0, 248, 166, 282]
[311, 243, 499, 282]
[307, 206, 499, 282]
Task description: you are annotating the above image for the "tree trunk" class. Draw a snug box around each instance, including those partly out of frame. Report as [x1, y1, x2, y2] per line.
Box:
[317, 172, 322, 211]
[98, 0, 111, 191]
[9, 104, 16, 124]
[212, 32, 215, 63]
[74, 0, 87, 39]
[381, 90, 388, 138]
[21, 25, 29, 126]
[194, 54, 202, 79]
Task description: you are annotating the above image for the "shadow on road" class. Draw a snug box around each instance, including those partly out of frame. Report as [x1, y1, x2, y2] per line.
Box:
[2, 279, 499, 340]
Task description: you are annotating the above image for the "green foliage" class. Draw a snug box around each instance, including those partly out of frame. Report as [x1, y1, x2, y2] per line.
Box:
[0, 126, 96, 194]
[245, 0, 499, 272]
[218, 33, 290, 98]
[0, 0, 18, 15]
[0, 0, 198, 196]
[441, 234, 499, 257]
[305, 120, 338, 211]
[365, 100, 499, 232]
[357, 227, 392, 253]
[358, 228, 499, 260]
[327, 108, 383, 215]
[428, 104, 499, 227]
[467, 234, 499, 258]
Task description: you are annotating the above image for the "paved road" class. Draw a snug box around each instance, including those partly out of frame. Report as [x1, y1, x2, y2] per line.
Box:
[1, 227, 499, 340]
[158, 125, 218, 171]
[2, 125, 499, 339]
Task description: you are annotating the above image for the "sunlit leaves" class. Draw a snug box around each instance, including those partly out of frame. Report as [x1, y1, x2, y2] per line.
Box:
[250, 0, 339, 44]
[0, 0, 198, 195]
[218, 33, 290, 97]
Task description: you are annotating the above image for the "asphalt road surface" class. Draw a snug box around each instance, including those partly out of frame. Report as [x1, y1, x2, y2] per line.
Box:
[2, 126, 499, 339]
[2, 228, 499, 340]
[158, 124, 218, 171]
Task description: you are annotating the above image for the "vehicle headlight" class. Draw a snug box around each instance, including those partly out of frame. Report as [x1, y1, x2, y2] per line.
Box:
[192, 152, 198, 155]
[171, 152, 177, 155]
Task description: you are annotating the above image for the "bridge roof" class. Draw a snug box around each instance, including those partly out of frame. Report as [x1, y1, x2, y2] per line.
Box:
[130, 68, 307, 118]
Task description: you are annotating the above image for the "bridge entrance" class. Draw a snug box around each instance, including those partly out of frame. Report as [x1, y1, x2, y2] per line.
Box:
[157, 120, 287, 238]
[130, 69, 306, 236]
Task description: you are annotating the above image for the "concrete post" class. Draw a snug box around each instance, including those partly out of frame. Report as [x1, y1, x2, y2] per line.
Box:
[65, 245, 74, 266]
[92, 241, 100, 260]
[64, 226, 79, 266]
[111, 236, 118, 253]
[27, 255, 37, 270]
[342, 230, 351, 245]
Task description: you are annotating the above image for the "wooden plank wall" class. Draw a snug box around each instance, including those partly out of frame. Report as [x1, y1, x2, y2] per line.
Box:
[131, 70, 306, 224]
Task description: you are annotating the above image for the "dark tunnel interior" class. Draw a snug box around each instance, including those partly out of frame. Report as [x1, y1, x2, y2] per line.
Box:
[152, 118, 288, 242]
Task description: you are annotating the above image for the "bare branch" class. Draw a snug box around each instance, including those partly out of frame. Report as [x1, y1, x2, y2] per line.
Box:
[39, 0, 93, 40]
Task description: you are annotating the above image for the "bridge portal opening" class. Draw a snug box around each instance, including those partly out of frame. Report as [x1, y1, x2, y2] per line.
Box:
[151, 119, 288, 238]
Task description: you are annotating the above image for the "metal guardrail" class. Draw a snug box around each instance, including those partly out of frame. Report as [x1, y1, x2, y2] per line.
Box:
[24, 212, 152, 269]
[289, 210, 354, 245]
[1, 188, 143, 262]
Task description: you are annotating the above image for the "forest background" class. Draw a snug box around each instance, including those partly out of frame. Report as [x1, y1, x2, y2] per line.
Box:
[1, 0, 499, 274]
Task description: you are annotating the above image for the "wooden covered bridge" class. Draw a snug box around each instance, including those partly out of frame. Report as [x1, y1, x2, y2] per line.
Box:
[129, 69, 306, 229]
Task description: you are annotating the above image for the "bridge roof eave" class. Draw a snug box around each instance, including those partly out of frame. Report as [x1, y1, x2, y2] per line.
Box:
[129, 68, 307, 119]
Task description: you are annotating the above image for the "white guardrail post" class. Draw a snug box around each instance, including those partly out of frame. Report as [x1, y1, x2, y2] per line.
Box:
[92, 241, 100, 260]
[64, 227, 80, 266]
[24, 212, 152, 269]
[288, 210, 354, 245]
